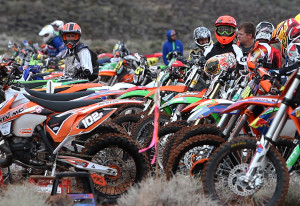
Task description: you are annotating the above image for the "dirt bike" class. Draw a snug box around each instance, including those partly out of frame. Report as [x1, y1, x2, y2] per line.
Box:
[135, 53, 239, 172]
[99, 53, 161, 86]
[200, 62, 300, 205]
[0, 66, 149, 201]
[162, 59, 290, 178]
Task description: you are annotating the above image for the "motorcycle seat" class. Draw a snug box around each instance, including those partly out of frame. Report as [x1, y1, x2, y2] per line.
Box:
[24, 94, 103, 112]
[25, 88, 94, 101]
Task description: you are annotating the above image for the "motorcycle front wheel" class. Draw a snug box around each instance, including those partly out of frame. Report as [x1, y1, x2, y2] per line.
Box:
[202, 137, 289, 206]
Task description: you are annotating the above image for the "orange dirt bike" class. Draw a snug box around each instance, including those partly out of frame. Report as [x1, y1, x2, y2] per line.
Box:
[0, 67, 149, 201]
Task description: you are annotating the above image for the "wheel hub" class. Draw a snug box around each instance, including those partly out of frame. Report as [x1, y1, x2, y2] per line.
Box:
[228, 163, 256, 196]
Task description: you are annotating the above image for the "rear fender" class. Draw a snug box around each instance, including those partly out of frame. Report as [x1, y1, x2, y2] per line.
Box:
[58, 83, 104, 93]
[78, 90, 126, 100]
[160, 96, 203, 109]
[118, 90, 152, 99]
[172, 89, 206, 99]
[144, 85, 188, 98]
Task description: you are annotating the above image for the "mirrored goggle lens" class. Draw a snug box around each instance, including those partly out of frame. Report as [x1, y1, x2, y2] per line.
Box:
[216, 26, 235, 36]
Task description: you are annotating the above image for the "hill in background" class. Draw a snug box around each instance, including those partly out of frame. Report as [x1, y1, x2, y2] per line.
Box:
[0, 0, 299, 54]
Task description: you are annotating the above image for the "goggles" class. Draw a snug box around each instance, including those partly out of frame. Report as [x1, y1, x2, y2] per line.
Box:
[216, 26, 235, 36]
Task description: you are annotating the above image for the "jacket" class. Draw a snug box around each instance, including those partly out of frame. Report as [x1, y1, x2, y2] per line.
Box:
[162, 30, 184, 65]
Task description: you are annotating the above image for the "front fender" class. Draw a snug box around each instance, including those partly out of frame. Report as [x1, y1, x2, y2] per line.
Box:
[222, 96, 280, 114]
[187, 99, 234, 122]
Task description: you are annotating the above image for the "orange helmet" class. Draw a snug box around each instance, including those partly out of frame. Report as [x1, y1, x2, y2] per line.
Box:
[62, 22, 82, 49]
[215, 15, 237, 45]
[270, 18, 300, 54]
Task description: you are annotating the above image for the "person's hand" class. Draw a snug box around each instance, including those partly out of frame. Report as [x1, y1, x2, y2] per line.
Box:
[83, 69, 91, 78]
[269, 70, 280, 76]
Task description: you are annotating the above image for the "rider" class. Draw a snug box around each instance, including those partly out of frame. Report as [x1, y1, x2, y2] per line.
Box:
[188, 27, 213, 61]
[61, 22, 96, 81]
[51, 20, 64, 38]
[269, 18, 300, 76]
[295, 13, 300, 23]
[254, 21, 282, 69]
[38, 24, 66, 58]
[162, 29, 184, 65]
[204, 15, 245, 70]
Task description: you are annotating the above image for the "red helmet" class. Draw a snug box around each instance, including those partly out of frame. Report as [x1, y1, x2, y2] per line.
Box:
[62, 22, 82, 49]
[270, 18, 300, 55]
[215, 15, 237, 45]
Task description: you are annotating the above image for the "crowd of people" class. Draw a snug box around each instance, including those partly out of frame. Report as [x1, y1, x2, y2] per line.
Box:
[162, 14, 300, 78]
[37, 14, 300, 83]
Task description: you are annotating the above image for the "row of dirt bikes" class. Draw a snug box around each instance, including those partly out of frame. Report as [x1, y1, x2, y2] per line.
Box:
[0, 39, 300, 205]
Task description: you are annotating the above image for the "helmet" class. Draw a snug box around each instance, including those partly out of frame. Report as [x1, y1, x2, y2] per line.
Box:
[270, 18, 300, 54]
[295, 13, 300, 23]
[255, 21, 274, 41]
[51, 20, 64, 31]
[286, 39, 300, 63]
[38, 25, 55, 44]
[215, 15, 237, 45]
[113, 42, 130, 58]
[193, 27, 211, 47]
[62, 22, 82, 49]
[204, 52, 236, 76]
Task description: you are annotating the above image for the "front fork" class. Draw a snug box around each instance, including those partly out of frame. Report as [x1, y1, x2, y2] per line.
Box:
[241, 73, 300, 187]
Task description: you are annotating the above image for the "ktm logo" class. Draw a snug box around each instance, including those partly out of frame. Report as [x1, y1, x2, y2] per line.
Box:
[81, 111, 103, 128]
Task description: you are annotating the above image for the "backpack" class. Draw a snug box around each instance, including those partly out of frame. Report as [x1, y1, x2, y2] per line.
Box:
[74, 43, 99, 81]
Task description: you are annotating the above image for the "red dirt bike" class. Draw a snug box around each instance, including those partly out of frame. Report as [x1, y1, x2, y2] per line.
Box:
[0, 67, 149, 202]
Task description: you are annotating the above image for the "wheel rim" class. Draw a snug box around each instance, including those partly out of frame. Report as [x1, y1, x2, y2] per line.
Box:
[90, 146, 137, 195]
[213, 148, 278, 205]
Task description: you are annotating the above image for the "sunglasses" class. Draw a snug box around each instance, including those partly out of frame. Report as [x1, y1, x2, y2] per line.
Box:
[216, 26, 235, 36]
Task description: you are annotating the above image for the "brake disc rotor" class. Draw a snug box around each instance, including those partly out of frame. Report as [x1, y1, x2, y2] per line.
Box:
[227, 163, 256, 196]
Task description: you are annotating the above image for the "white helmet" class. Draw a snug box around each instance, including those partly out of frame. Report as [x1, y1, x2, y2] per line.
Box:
[51, 20, 64, 31]
[39, 25, 55, 43]
[193, 27, 211, 47]
[255, 21, 275, 42]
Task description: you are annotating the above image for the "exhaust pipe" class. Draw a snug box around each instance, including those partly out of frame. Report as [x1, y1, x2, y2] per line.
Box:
[0, 139, 13, 168]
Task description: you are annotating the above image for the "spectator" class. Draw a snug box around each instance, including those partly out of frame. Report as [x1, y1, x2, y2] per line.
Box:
[162, 29, 184, 65]
[237, 22, 256, 63]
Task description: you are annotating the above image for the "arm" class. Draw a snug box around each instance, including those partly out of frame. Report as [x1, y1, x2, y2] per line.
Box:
[77, 48, 93, 74]
[162, 43, 169, 65]
[52, 37, 66, 58]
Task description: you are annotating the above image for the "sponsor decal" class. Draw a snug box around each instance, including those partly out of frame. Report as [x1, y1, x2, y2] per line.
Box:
[19, 128, 32, 134]
[52, 126, 59, 131]
[0, 105, 27, 123]
[98, 100, 120, 106]
[81, 111, 104, 129]
[295, 107, 300, 118]
[35, 106, 42, 113]
[256, 144, 263, 153]
[50, 123, 60, 127]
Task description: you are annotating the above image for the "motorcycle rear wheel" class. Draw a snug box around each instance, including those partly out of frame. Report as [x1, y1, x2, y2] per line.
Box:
[81, 133, 150, 201]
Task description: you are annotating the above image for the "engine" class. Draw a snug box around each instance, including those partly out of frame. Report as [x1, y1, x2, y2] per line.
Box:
[10, 134, 48, 166]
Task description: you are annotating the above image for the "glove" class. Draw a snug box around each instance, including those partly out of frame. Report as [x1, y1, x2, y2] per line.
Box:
[83, 69, 91, 78]
[269, 70, 280, 76]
